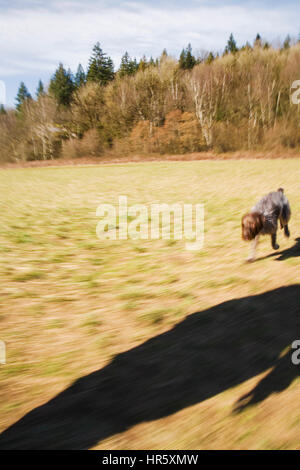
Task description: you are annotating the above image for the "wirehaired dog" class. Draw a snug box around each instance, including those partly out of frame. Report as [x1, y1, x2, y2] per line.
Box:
[242, 188, 291, 262]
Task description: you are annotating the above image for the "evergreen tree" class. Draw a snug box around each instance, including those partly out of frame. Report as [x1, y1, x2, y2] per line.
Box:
[254, 33, 262, 48]
[150, 56, 158, 67]
[36, 79, 45, 98]
[15, 82, 31, 111]
[119, 51, 130, 75]
[160, 49, 168, 61]
[119, 52, 138, 77]
[185, 44, 196, 68]
[283, 35, 291, 50]
[206, 52, 215, 64]
[87, 42, 114, 85]
[179, 48, 187, 68]
[179, 44, 196, 69]
[0, 104, 6, 115]
[131, 58, 138, 74]
[49, 63, 75, 106]
[49, 64, 74, 106]
[225, 33, 238, 54]
[138, 55, 148, 71]
[75, 64, 86, 88]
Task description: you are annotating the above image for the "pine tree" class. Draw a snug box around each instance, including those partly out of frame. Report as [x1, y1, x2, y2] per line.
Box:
[49, 63, 75, 106]
[179, 44, 196, 69]
[254, 33, 262, 48]
[225, 34, 238, 54]
[0, 104, 6, 115]
[149, 56, 157, 67]
[36, 80, 45, 98]
[75, 64, 86, 88]
[15, 82, 31, 111]
[138, 55, 148, 71]
[131, 57, 138, 74]
[119, 52, 138, 77]
[160, 49, 168, 61]
[87, 42, 114, 85]
[179, 48, 187, 69]
[283, 35, 291, 50]
[185, 44, 196, 68]
[119, 51, 130, 76]
[206, 52, 215, 64]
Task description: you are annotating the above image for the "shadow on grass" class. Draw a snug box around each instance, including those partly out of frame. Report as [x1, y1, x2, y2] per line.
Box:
[257, 237, 300, 262]
[233, 348, 299, 413]
[0, 285, 299, 449]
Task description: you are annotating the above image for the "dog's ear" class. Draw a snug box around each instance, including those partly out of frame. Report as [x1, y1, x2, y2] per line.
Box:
[277, 187, 284, 193]
[242, 212, 263, 241]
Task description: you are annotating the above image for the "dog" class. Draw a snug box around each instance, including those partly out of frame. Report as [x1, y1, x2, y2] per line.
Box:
[242, 188, 291, 262]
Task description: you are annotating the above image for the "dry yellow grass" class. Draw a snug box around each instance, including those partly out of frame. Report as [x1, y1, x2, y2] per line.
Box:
[0, 159, 299, 449]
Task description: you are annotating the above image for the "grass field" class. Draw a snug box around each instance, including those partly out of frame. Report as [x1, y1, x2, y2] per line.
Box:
[0, 159, 300, 449]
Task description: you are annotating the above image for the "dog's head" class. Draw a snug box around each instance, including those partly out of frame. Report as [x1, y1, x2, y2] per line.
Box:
[241, 212, 264, 241]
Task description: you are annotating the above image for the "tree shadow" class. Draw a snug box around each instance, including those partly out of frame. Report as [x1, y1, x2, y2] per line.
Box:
[257, 237, 300, 262]
[0, 285, 300, 449]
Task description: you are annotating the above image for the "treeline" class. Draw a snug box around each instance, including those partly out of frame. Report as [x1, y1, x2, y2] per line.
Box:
[1, 34, 300, 161]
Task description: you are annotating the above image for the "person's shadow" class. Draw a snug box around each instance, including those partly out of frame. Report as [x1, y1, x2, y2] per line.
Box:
[0, 285, 300, 449]
[233, 348, 299, 413]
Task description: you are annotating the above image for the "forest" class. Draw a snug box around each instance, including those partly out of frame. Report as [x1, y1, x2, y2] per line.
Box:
[1, 33, 300, 162]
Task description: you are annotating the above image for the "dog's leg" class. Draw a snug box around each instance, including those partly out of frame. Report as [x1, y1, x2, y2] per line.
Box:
[247, 235, 259, 262]
[271, 232, 279, 250]
[280, 204, 291, 237]
[283, 224, 290, 238]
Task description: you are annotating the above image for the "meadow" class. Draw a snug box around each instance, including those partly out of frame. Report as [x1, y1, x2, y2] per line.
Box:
[0, 159, 300, 449]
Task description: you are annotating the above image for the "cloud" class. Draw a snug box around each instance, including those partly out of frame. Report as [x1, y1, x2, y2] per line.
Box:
[0, 1, 299, 96]
[1, 1, 299, 78]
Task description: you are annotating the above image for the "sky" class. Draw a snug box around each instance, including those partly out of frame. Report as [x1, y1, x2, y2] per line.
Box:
[1, 0, 300, 107]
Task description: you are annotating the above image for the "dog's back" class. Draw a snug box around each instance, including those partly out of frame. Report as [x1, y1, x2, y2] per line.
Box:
[252, 188, 290, 224]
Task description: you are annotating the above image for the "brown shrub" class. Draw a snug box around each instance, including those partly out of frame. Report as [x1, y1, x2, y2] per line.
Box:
[113, 110, 204, 155]
[212, 121, 250, 153]
[61, 129, 103, 159]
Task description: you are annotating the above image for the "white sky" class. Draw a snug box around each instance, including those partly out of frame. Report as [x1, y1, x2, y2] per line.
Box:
[0, 0, 299, 106]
